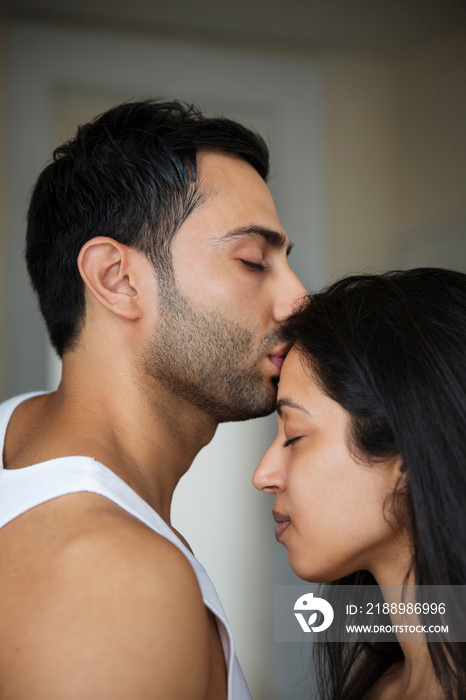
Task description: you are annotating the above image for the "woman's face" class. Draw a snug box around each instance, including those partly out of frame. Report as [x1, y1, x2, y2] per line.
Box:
[253, 346, 406, 583]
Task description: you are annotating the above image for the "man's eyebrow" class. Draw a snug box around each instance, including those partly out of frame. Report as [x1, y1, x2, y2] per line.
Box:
[220, 225, 294, 256]
[276, 397, 311, 417]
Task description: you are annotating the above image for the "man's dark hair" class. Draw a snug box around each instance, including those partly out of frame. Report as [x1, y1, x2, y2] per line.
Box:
[26, 99, 270, 357]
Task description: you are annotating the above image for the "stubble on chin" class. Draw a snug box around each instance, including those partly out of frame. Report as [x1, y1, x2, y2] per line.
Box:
[141, 275, 282, 422]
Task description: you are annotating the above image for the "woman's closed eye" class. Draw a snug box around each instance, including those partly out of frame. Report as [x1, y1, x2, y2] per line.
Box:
[283, 436, 302, 448]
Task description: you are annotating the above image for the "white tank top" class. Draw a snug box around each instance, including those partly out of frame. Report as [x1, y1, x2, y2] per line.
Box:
[0, 393, 252, 700]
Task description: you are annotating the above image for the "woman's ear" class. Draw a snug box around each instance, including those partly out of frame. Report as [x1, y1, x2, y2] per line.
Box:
[385, 453, 408, 525]
[384, 453, 406, 491]
[77, 237, 142, 320]
[393, 454, 406, 485]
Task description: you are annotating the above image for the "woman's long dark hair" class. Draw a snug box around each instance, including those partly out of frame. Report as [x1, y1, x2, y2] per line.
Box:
[282, 268, 466, 699]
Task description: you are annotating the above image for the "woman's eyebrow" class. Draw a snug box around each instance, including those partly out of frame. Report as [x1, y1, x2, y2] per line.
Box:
[276, 397, 311, 417]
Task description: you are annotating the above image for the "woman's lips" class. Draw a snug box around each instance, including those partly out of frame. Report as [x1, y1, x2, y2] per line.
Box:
[273, 510, 291, 541]
[274, 521, 290, 540]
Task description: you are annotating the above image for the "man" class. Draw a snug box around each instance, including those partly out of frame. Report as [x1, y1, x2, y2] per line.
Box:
[0, 100, 305, 699]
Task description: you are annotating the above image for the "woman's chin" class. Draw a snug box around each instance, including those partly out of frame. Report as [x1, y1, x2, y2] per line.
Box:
[287, 555, 333, 584]
[287, 553, 358, 584]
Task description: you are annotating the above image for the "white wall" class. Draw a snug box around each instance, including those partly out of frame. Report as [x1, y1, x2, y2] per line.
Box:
[395, 31, 466, 232]
[320, 30, 466, 277]
[321, 52, 398, 276]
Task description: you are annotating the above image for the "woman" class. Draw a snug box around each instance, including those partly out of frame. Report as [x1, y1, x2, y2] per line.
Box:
[254, 268, 466, 700]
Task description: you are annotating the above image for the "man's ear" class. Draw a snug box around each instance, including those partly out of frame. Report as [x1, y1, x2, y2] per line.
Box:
[78, 237, 143, 320]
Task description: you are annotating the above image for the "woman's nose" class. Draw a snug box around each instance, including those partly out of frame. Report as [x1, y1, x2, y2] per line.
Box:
[253, 442, 286, 494]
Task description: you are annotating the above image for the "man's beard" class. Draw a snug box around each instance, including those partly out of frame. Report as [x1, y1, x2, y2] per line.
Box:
[142, 275, 283, 423]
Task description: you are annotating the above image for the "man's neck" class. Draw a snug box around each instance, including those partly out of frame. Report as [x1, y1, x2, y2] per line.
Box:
[5, 352, 218, 525]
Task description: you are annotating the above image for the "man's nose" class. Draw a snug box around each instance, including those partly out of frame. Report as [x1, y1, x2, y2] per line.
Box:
[273, 267, 307, 324]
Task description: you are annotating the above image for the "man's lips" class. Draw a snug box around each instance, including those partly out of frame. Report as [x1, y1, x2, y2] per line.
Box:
[273, 509, 291, 541]
[267, 343, 291, 371]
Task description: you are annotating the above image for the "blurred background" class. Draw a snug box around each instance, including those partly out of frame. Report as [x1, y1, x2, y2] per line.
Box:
[0, 1, 465, 698]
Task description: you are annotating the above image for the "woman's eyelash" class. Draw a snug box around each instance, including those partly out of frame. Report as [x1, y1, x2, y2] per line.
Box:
[240, 259, 265, 271]
[283, 437, 301, 448]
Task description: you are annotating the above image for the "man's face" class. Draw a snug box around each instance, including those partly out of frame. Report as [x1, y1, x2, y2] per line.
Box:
[143, 150, 306, 422]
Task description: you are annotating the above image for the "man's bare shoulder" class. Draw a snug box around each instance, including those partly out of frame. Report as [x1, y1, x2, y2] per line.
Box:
[0, 490, 192, 572]
[0, 492, 211, 700]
